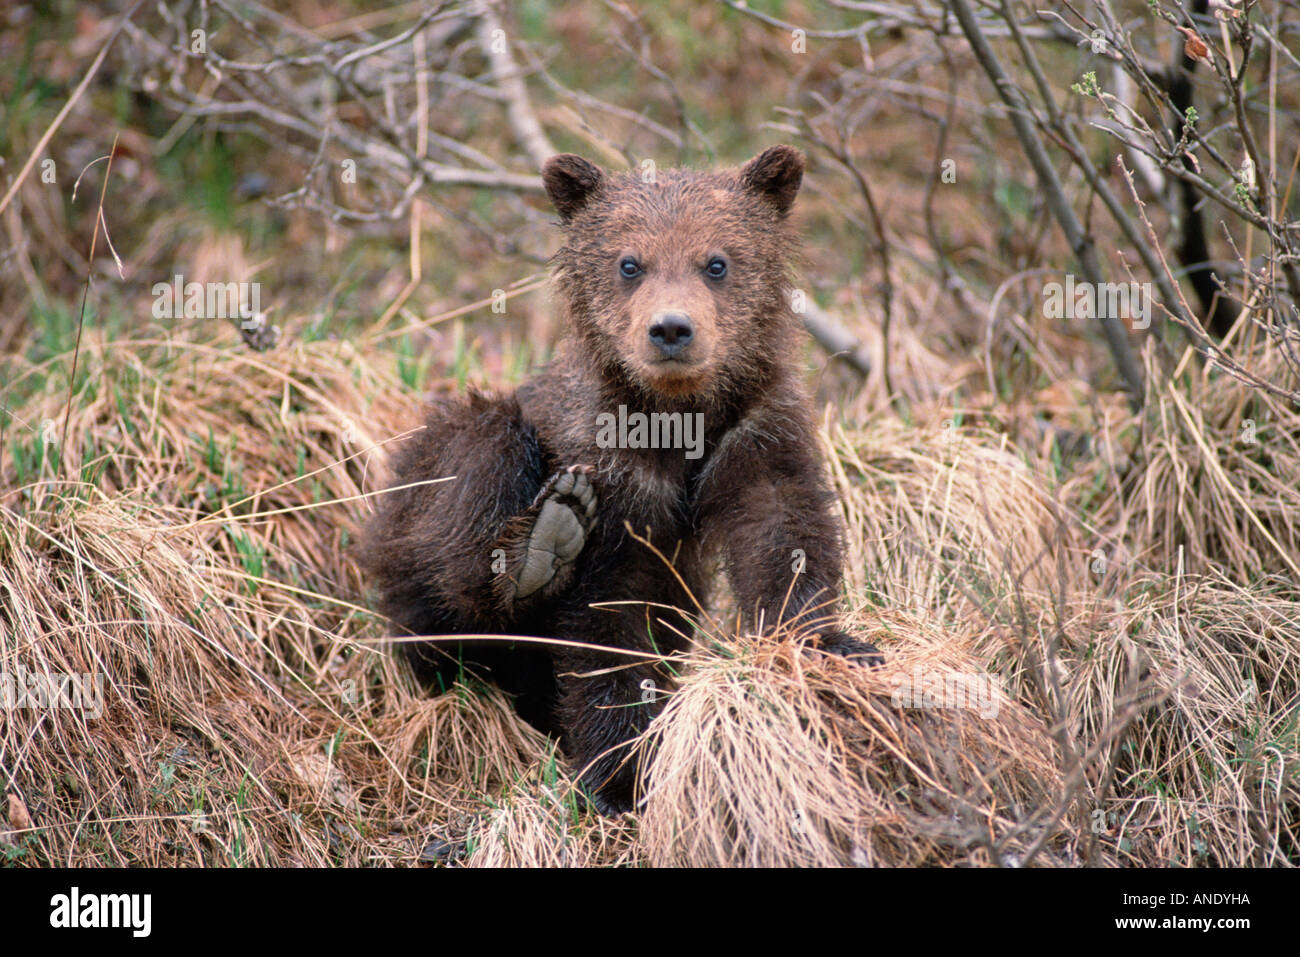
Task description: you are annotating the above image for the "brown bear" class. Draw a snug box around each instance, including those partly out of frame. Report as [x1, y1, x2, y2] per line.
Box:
[362, 145, 880, 814]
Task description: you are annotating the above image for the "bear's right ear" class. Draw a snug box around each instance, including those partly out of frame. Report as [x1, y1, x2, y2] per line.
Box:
[542, 154, 605, 223]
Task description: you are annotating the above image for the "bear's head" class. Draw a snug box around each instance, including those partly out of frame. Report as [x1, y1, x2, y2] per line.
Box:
[542, 145, 805, 404]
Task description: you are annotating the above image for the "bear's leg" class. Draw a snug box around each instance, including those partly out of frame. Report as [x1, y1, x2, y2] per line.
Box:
[365, 394, 596, 730]
[694, 413, 884, 667]
[553, 657, 663, 814]
[365, 393, 547, 634]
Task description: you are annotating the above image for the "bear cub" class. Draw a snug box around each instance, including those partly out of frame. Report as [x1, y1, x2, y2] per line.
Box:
[363, 145, 880, 814]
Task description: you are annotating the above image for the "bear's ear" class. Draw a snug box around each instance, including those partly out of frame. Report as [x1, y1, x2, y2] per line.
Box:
[542, 154, 605, 223]
[739, 144, 804, 216]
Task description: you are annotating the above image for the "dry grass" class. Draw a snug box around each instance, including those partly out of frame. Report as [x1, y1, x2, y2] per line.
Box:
[634, 617, 1062, 867]
[1, 321, 1297, 867]
[0, 329, 552, 865]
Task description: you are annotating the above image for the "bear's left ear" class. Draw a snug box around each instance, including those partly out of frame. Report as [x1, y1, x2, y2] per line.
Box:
[739, 145, 804, 216]
[542, 154, 605, 223]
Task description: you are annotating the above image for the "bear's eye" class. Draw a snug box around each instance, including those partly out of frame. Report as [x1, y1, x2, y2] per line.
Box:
[705, 257, 727, 279]
[619, 257, 642, 279]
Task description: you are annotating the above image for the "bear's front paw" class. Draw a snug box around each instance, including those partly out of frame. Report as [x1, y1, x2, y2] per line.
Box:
[585, 785, 636, 818]
[514, 465, 597, 599]
[816, 631, 885, 667]
[578, 766, 638, 817]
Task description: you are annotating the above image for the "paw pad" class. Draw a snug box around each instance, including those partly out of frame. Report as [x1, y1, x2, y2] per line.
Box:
[515, 466, 597, 598]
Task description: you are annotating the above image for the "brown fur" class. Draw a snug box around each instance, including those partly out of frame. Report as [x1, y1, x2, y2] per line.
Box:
[362, 146, 878, 813]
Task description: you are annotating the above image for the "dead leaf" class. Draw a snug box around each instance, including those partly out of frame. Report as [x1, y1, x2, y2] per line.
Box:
[1178, 26, 1211, 63]
[287, 749, 353, 809]
[7, 792, 32, 830]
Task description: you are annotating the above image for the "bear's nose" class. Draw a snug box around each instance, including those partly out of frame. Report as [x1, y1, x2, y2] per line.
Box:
[648, 312, 694, 357]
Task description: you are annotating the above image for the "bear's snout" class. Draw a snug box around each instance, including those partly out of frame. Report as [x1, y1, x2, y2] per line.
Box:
[648, 311, 694, 357]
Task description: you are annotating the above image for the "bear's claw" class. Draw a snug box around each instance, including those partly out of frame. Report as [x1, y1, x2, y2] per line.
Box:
[514, 465, 597, 598]
[817, 631, 885, 667]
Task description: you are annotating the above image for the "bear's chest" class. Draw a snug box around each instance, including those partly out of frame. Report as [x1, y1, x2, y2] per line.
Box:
[598, 453, 699, 531]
